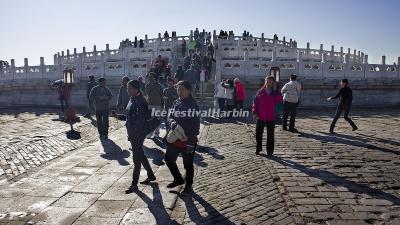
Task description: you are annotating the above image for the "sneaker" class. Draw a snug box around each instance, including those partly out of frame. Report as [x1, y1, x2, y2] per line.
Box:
[256, 150, 261, 155]
[181, 186, 193, 195]
[125, 184, 138, 194]
[329, 128, 334, 134]
[140, 176, 156, 185]
[289, 128, 298, 133]
[167, 179, 185, 188]
[352, 127, 358, 132]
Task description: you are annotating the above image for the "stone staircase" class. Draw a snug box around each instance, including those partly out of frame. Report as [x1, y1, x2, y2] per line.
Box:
[192, 83, 216, 109]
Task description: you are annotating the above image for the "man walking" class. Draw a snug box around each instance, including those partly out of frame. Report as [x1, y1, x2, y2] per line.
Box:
[117, 76, 130, 114]
[90, 78, 113, 139]
[327, 79, 358, 133]
[145, 72, 163, 138]
[84, 75, 97, 118]
[281, 74, 301, 132]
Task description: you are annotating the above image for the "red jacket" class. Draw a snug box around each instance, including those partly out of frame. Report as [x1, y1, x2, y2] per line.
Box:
[252, 88, 283, 122]
[234, 82, 247, 101]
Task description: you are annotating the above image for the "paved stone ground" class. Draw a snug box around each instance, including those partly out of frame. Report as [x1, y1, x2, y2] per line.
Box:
[169, 109, 400, 225]
[0, 108, 124, 182]
[0, 108, 400, 224]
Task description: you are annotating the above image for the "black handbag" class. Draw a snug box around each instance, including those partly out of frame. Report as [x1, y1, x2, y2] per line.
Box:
[144, 117, 161, 136]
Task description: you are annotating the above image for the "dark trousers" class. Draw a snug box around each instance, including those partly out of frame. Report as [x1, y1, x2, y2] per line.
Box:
[60, 98, 69, 113]
[95, 110, 109, 137]
[165, 144, 195, 188]
[131, 139, 154, 185]
[217, 98, 225, 111]
[256, 120, 275, 155]
[225, 103, 235, 118]
[85, 99, 94, 116]
[330, 104, 357, 130]
[234, 100, 244, 110]
[282, 101, 298, 129]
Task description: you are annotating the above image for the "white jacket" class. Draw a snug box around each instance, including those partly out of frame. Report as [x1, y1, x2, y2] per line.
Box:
[224, 88, 234, 100]
[166, 124, 188, 143]
[281, 81, 301, 103]
[215, 82, 225, 98]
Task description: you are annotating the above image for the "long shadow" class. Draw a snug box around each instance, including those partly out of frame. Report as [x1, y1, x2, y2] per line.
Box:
[133, 183, 180, 225]
[179, 192, 235, 225]
[143, 145, 166, 166]
[299, 131, 400, 156]
[196, 146, 225, 160]
[271, 156, 400, 205]
[100, 139, 130, 165]
[357, 133, 400, 147]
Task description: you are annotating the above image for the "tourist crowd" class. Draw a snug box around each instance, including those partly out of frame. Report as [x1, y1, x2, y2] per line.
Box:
[51, 29, 358, 196]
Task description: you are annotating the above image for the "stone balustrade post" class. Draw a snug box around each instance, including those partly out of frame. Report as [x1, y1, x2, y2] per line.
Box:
[53, 54, 58, 65]
[11, 59, 15, 79]
[40, 57, 45, 77]
[24, 58, 29, 78]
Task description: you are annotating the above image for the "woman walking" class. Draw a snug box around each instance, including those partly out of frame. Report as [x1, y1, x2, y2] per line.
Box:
[125, 80, 156, 193]
[165, 81, 200, 194]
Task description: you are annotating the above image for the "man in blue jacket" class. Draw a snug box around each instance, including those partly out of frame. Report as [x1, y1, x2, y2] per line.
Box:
[125, 80, 156, 193]
[165, 80, 200, 194]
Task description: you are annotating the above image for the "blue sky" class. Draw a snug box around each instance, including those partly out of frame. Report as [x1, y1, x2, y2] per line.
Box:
[0, 0, 399, 65]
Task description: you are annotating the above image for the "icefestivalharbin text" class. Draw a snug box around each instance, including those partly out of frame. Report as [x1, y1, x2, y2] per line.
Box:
[151, 108, 250, 118]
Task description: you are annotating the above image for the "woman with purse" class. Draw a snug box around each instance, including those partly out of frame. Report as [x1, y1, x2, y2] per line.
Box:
[252, 76, 283, 156]
[164, 80, 200, 195]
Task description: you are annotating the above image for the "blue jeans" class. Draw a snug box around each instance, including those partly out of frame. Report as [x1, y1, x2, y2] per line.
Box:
[85, 99, 95, 116]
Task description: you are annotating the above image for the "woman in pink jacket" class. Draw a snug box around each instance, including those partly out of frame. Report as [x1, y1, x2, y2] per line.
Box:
[252, 76, 283, 156]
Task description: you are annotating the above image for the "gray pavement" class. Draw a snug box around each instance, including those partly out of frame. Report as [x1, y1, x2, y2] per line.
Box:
[0, 108, 400, 224]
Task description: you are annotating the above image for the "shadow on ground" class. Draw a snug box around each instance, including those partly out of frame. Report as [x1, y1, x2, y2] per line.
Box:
[100, 139, 130, 165]
[271, 156, 400, 205]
